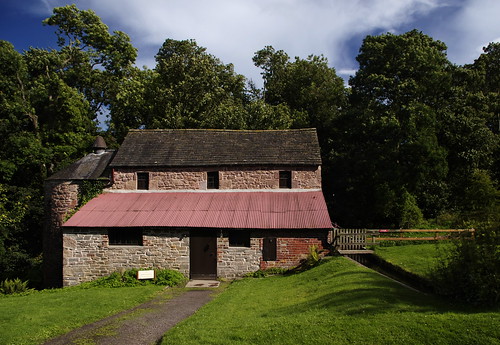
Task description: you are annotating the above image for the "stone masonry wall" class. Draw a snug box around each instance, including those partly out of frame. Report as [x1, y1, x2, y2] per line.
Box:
[217, 229, 329, 278]
[44, 181, 80, 287]
[217, 236, 261, 278]
[63, 228, 329, 284]
[110, 166, 321, 190]
[62, 228, 189, 286]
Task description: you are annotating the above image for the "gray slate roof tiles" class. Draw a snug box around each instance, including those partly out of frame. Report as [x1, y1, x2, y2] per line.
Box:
[47, 150, 115, 180]
[109, 129, 321, 167]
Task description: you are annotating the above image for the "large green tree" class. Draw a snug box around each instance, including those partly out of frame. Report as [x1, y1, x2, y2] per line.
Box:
[111, 39, 249, 140]
[335, 30, 453, 227]
[43, 4, 137, 116]
[0, 5, 139, 283]
[253, 46, 347, 145]
[442, 43, 500, 225]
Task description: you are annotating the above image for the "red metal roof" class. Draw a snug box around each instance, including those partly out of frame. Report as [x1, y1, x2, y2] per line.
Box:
[63, 191, 332, 229]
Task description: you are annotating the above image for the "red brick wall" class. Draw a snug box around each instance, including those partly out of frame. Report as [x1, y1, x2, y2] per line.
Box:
[254, 230, 329, 270]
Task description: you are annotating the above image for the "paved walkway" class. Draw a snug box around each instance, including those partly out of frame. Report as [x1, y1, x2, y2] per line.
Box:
[43, 286, 216, 345]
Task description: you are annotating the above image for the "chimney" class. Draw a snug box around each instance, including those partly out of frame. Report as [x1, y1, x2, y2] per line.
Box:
[92, 136, 107, 154]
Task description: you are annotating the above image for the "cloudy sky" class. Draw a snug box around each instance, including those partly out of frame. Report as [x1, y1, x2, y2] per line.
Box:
[1, 0, 499, 84]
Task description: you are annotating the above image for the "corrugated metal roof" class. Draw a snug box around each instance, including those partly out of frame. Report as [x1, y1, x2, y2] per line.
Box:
[63, 191, 332, 229]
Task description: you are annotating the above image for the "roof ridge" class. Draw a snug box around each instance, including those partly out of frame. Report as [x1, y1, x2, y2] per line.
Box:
[128, 128, 317, 133]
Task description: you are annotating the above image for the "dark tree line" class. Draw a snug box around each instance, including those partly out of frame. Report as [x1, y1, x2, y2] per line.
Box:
[0, 5, 498, 283]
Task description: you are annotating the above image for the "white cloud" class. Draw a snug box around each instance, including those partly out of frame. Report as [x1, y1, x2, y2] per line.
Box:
[441, 0, 500, 64]
[40, 0, 457, 82]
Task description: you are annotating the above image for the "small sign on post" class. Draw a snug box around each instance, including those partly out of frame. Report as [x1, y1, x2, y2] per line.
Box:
[137, 269, 155, 280]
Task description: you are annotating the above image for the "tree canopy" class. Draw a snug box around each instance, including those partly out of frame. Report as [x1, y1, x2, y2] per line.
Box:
[0, 5, 498, 284]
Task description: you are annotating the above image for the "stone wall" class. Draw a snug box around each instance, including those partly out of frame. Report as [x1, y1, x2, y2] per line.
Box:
[217, 229, 329, 278]
[217, 236, 261, 278]
[62, 228, 190, 286]
[62, 228, 329, 284]
[110, 166, 321, 190]
[44, 181, 80, 287]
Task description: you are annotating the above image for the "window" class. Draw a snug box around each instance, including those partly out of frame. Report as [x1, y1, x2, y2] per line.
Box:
[207, 171, 219, 189]
[108, 228, 143, 246]
[279, 171, 292, 189]
[263, 237, 277, 261]
[229, 230, 250, 247]
[137, 172, 149, 190]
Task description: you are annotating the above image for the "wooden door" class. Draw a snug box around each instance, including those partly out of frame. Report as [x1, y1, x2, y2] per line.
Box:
[190, 230, 217, 279]
[263, 237, 277, 261]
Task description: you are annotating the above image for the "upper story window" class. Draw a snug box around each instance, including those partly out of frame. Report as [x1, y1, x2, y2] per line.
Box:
[137, 172, 149, 190]
[207, 171, 219, 189]
[279, 171, 292, 189]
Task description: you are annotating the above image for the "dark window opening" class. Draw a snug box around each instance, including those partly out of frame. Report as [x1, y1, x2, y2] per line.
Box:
[137, 172, 149, 190]
[109, 228, 143, 246]
[207, 171, 219, 189]
[279, 171, 292, 189]
[263, 237, 277, 261]
[229, 230, 250, 247]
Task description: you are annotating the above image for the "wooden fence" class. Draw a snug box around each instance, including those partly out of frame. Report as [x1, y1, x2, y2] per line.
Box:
[332, 228, 475, 255]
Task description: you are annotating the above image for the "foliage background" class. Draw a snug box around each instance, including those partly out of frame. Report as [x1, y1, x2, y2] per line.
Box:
[0, 5, 498, 287]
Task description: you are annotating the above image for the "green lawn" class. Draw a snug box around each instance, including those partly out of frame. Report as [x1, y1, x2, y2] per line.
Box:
[0, 285, 164, 345]
[162, 257, 499, 345]
[374, 243, 452, 278]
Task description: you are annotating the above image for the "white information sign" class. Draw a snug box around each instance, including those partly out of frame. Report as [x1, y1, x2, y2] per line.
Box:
[137, 270, 155, 280]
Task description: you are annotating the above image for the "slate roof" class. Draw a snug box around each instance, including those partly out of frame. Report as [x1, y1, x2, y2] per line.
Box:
[47, 150, 116, 181]
[63, 190, 332, 229]
[109, 129, 321, 168]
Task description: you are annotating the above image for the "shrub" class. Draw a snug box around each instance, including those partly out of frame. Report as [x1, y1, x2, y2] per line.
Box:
[398, 190, 424, 228]
[244, 267, 288, 278]
[155, 269, 186, 286]
[291, 245, 325, 273]
[430, 225, 500, 306]
[80, 268, 187, 288]
[0, 278, 34, 295]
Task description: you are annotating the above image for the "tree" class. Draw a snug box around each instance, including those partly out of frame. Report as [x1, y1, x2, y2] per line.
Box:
[253, 46, 347, 213]
[253, 46, 347, 144]
[336, 30, 453, 226]
[43, 4, 137, 116]
[0, 5, 138, 284]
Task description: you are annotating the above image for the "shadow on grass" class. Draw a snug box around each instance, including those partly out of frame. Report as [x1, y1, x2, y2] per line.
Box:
[271, 261, 492, 318]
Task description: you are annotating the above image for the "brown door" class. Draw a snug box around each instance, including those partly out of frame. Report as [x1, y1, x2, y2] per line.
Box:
[190, 230, 217, 279]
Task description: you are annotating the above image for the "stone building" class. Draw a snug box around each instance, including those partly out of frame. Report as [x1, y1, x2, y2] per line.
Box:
[45, 129, 333, 287]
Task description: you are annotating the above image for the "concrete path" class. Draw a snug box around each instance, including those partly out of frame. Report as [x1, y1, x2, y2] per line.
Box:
[43, 287, 215, 345]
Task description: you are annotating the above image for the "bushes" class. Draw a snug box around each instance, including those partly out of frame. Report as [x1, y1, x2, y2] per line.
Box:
[80, 268, 186, 288]
[431, 225, 500, 306]
[244, 267, 288, 278]
[0, 278, 34, 295]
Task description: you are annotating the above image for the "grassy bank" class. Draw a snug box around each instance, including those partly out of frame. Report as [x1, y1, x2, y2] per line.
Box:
[0, 285, 164, 345]
[374, 243, 451, 278]
[163, 257, 499, 345]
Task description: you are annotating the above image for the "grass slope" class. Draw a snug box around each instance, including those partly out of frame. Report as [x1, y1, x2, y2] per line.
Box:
[163, 257, 499, 345]
[374, 243, 451, 277]
[0, 285, 163, 345]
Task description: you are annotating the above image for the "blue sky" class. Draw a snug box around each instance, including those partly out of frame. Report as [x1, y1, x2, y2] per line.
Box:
[1, 0, 499, 84]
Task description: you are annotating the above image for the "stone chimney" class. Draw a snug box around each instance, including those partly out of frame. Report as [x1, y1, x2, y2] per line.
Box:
[93, 136, 107, 154]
